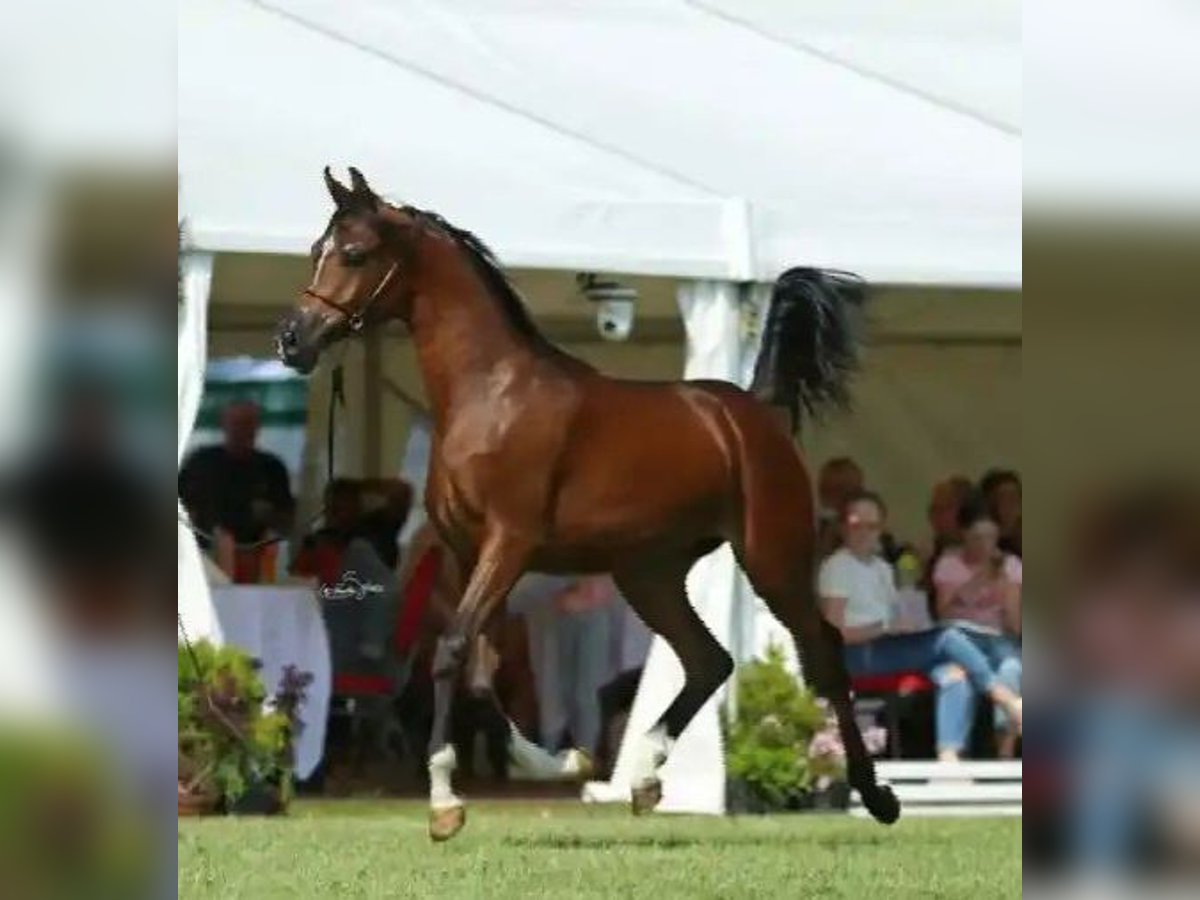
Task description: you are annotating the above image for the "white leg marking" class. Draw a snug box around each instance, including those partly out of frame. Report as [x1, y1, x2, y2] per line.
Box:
[428, 744, 461, 810]
[631, 724, 673, 789]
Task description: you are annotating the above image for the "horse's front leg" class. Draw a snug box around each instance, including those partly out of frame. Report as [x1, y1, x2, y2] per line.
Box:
[427, 536, 527, 842]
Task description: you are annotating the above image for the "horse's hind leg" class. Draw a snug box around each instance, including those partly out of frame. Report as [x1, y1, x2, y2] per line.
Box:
[614, 556, 733, 815]
[739, 543, 900, 825]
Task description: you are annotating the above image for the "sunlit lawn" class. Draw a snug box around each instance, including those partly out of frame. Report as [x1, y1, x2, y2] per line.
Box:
[179, 798, 1020, 899]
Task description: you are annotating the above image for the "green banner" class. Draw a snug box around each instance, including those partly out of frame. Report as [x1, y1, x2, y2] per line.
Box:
[197, 379, 308, 428]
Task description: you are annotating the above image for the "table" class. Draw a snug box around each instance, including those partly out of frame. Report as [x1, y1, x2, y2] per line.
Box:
[181, 584, 331, 779]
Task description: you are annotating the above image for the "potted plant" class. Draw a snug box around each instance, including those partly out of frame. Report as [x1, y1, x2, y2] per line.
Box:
[178, 640, 311, 816]
[722, 643, 886, 813]
[227, 664, 312, 816]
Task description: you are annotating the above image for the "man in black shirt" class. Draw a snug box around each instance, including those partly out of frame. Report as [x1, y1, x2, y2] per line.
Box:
[178, 400, 295, 548]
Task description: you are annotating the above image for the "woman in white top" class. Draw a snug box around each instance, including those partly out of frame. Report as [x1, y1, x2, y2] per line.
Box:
[819, 491, 1022, 761]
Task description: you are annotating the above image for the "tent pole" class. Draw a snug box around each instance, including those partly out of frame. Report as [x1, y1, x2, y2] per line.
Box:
[363, 330, 383, 476]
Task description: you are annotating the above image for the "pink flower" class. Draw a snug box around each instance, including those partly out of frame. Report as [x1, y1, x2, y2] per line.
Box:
[863, 725, 889, 756]
[808, 727, 845, 762]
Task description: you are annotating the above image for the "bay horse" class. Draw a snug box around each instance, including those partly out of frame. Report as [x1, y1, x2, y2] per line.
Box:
[276, 167, 899, 840]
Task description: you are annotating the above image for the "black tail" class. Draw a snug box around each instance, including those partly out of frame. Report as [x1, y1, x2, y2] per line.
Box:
[749, 267, 868, 433]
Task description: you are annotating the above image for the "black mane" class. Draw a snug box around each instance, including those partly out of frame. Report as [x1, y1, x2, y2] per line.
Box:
[405, 206, 569, 359]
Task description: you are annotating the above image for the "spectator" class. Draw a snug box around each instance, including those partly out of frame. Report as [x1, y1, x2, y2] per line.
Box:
[178, 400, 295, 579]
[554, 575, 617, 756]
[816, 457, 864, 558]
[932, 497, 1023, 757]
[927, 476, 975, 557]
[920, 476, 975, 591]
[819, 490, 1022, 762]
[293, 480, 401, 675]
[353, 479, 413, 569]
[980, 468, 1022, 558]
[291, 478, 412, 580]
[507, 572, 574, 748]
[815, 457, 911, 564]
[290, 478, 361, 587]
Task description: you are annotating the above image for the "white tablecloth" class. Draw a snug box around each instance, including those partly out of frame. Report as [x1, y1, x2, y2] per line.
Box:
[182, 585, 331, 779]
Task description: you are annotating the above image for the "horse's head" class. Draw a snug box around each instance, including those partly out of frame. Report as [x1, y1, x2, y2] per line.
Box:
[276, 166, 416, 373]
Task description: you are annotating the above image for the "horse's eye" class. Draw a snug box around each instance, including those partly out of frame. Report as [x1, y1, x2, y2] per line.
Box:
[342, 246, 367, 266]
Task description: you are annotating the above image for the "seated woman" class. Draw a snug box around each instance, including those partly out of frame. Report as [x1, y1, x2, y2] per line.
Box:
[980, 469, 1022, 559]
[919, 475, 975, 595]
[932, 497, 1023, 758]
[819, 490, 1022, 762]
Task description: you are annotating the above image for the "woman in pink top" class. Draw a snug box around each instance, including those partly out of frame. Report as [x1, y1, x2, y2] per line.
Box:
[932, 499, 1022, 756]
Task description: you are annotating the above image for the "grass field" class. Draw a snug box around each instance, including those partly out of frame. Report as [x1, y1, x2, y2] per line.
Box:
[178, 799, 1021, 899]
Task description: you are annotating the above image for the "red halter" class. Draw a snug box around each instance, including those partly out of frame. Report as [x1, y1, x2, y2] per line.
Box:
[303, 260, 399, 332]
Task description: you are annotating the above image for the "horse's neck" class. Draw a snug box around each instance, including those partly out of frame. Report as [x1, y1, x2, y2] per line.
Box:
[409, 276, 539, 429]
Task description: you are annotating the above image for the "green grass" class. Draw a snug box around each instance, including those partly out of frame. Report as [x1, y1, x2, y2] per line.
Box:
[179, 799, 1021, 899]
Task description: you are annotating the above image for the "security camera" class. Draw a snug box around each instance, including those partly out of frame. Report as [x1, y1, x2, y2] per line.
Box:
[595, 297, 635, 341]
[578, 274, 637, 342]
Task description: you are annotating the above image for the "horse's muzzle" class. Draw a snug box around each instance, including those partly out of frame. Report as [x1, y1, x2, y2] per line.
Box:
[275, 312, 322, 374]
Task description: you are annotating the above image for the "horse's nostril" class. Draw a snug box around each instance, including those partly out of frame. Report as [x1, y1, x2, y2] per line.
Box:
[275, 328, 300, 364]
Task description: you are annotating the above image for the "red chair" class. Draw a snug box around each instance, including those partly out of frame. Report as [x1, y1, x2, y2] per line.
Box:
[851, 672, 934, 759]
[330, 545, 442, 763]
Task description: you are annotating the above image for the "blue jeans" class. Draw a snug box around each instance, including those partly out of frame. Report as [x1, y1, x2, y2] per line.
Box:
[556, 606, 611, 754]
[933, 631, 1021, 737]
[844, 627, 1002, 754]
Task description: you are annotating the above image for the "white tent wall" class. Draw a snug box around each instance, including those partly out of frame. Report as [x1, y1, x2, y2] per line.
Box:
[178, 250, 223, 642]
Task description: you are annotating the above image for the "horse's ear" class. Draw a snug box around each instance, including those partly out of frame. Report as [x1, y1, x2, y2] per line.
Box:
[347, 166, 381, 212]
[348, 166, 372, 197]
[324, 166, 353, 210]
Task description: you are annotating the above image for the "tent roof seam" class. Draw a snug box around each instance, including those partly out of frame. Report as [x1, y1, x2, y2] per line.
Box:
[244, 0, 725, 197]
[684, 0, 1021, 139]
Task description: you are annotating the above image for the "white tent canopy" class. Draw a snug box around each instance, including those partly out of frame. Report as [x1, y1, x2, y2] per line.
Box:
[179, 0, 1019, 285]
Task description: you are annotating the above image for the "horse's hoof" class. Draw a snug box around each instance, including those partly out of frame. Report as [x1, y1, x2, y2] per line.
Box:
[864, 784, 901, 825]
[565, 748, 594, 781]
[429, 804, 466, 842]
[631, 779, 662, 816]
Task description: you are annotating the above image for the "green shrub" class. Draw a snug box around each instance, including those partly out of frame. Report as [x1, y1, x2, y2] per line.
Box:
[722, 643, 829, 806]
[178, 640, 308, 805]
